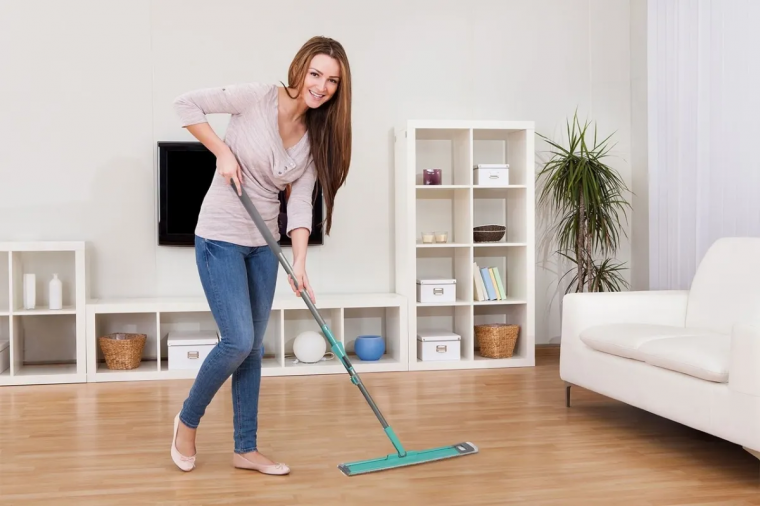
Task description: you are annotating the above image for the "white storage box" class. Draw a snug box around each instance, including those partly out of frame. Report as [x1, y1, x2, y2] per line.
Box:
[167, 330, 219, 371]
[473, 163, 509, 186]
[417, 331, 461, 361]
[416, 279, 456, 303]
[0, 340, 8, 374]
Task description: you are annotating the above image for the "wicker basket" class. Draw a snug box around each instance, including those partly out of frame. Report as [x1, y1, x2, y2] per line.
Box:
[475, 324, 519, 358]
[99, 333, 146, 370]
[473, 225, 506, 242]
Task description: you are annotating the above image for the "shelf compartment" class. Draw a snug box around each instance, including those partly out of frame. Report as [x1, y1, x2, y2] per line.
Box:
[343, 306, 401, 368]
[12, 314, 77, 374]
[10, 250, 77, 313]
[283, 307, 341, 368]
[473, 128, 530, 186]
[473, 245, 527, 302]
[415, 304, 473, 362]
[416, 247, 472, 304]
[94, 312, 159, 373]
[473, 303, 529, 362]
[159, 309, 282, 370]
[416, 187, 471, 245]
[158, 310, 218, 369]
[414, 128, 471, 186]
[473, 187, 527, 244]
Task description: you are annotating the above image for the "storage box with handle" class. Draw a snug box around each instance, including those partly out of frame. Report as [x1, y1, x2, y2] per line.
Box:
[416, 278, 457, 303]
[473, 163, 509, 186]
[417, 331, 461, 361]
[167, 330, 219, 371]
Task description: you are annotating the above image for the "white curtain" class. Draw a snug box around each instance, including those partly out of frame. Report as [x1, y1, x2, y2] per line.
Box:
[648, 0, 760, 290]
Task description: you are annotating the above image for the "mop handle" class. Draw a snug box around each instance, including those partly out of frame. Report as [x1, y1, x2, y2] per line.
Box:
[233, 181, 407, 456]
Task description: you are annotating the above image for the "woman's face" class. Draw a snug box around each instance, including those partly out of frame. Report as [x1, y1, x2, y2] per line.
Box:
[302, 54, 340, 108]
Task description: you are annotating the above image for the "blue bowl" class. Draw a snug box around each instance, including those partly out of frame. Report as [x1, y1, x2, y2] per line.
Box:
[354, 335, 385, 361]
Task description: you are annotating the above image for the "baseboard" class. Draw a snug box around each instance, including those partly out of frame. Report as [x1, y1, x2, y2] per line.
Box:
[536, 344, 560, 359]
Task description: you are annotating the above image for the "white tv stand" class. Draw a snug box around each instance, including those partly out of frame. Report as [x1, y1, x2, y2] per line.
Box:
[86, 293, 406, 382]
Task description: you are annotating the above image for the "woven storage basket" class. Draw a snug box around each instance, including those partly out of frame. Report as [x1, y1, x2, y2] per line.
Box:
[99, 333, 146, 370]
[475, 323, 519, 358]
[473, 224, 506, 243]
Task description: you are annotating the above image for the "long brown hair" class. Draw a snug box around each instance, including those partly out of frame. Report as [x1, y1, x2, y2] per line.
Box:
[283, 36, 352, 236]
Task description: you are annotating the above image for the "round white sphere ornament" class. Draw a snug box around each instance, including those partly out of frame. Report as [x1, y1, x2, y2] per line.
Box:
[293, 330, 327, 363]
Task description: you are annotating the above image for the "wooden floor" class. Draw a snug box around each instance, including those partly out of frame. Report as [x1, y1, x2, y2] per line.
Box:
[0, 353, 759, 505]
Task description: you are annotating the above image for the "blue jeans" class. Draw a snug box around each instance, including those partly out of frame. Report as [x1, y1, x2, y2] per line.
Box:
[180, 235, 278, 454]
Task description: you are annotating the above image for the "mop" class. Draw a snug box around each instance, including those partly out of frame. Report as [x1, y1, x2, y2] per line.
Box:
[234, 183, 478, 476]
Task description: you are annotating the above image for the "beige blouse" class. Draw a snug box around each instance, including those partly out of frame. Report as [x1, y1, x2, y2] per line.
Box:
[173, 82, 315, 247]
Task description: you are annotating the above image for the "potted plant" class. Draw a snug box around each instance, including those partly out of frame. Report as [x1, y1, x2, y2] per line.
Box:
[536, 110, 632, 293]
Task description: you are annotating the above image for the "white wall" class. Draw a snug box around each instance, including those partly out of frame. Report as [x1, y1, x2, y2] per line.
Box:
[0, 0, 635, 344]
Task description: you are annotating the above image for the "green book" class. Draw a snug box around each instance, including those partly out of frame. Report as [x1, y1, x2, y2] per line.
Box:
[493, 267, 507, 300]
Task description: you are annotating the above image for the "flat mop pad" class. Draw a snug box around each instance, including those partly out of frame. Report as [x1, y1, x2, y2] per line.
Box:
[235, 184, 479, 475]
[338, 442, 478, 476]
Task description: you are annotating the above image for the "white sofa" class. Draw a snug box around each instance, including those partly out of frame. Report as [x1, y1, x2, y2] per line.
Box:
[560, 237, 760, 460]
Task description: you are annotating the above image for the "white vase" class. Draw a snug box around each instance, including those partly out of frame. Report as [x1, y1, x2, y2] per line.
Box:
[23, 273, 36, 310]
[49, 274, 62, 310]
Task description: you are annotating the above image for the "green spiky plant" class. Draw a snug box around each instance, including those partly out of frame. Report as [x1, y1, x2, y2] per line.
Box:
[537, 111, 632, 293]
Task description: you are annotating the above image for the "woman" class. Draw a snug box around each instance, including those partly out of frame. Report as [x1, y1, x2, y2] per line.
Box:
[169, 36, 351, 474]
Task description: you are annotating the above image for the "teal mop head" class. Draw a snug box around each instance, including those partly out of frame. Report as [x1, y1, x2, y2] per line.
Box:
[338, 441, 478, 476]
[235, 185, 479, 476]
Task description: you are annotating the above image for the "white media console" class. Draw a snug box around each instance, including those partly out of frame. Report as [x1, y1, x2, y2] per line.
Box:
[86, 293, 406, 383]
[0, 241, 408, 385]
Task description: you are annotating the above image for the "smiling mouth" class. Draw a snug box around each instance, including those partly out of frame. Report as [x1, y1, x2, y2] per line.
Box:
[309, 90, 325, 100]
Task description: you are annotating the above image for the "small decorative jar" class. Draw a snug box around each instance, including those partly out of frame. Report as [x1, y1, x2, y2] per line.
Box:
[423, 168, 442, 185]
[354, 335, 385, 361]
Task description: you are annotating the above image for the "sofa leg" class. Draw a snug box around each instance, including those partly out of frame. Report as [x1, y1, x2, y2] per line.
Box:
[565, 382, 571, 407]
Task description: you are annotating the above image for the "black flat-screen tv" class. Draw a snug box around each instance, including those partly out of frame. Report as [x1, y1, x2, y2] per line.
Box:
[157, 141, 324, 247]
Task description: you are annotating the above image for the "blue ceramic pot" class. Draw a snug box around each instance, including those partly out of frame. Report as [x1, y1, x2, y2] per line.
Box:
[354, 335, 385, 361]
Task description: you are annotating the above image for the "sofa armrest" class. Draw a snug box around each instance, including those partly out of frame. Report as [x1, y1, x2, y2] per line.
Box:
[730, 323, 760, 396]
[560, 290, 690, 352]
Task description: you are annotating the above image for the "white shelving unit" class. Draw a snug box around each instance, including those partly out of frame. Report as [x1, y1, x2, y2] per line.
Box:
[394, 120, 536, 370]
[86, 293, 407, 382]
[0, 241, 87, 385]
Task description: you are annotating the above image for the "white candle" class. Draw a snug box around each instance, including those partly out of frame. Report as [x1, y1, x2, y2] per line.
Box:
[435, 232, 448, 243]
[422, 232, 434, 243]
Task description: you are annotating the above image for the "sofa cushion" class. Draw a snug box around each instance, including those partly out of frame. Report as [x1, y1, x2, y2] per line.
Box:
[580, 323, 714, 361]
[637, 335, 730, 383]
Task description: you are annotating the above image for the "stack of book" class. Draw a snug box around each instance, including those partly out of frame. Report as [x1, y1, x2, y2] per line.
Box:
[473, 261, 507, 301]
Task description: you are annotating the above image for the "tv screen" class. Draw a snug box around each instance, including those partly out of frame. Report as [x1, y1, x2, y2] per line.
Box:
[157, 141, 324, 247]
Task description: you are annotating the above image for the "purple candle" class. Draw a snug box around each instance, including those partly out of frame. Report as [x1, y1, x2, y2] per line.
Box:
[423, 168, 442, 185]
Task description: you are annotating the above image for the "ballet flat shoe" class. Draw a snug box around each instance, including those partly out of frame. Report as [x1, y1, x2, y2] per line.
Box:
[233, 452, 290, 475]
[171, 413, 196, 472]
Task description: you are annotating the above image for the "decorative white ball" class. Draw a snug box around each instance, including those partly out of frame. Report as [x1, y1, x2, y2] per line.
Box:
[293, 330, 326, 363]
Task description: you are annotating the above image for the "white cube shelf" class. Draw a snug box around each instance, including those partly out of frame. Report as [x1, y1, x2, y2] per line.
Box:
[86, 293, 407, 382]
[394, 120, 536, 371]
[0, 241, 87, 385]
